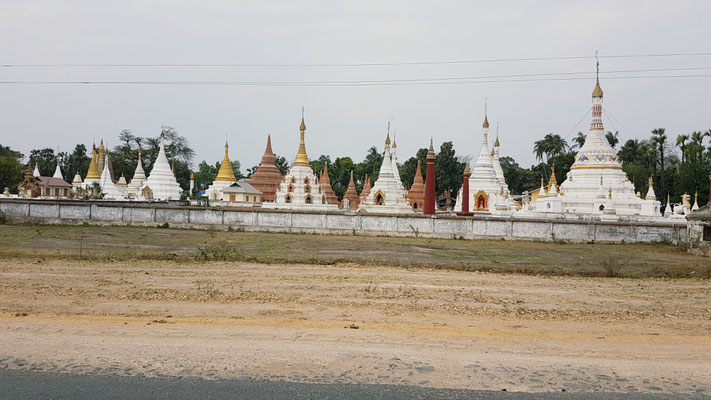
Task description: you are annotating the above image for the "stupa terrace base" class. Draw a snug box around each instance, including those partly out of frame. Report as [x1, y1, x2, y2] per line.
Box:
[0, 198, 688, 245]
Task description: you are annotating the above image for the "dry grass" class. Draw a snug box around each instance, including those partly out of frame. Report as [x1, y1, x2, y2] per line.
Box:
[0, 224, 708, 279]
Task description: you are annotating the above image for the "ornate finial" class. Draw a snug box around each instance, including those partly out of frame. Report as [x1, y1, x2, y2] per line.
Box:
[427, 138, 436, 159]
[600, 175, 604, 185]
[392, 130, 397, 149]
[494, 123, 500, 147]
[464, 162, 471, 175]
[648, 176, 653, 187]
[483, 99, 489, 128]
[593, 51, 604, 98]
[541, 176, 545, 187]
[385, 120, 391, 148]
[190, 172, 194, 179]
[294, 110, 309, 166]
[666, 193, 671, 204]
[608, 187, 612, 199]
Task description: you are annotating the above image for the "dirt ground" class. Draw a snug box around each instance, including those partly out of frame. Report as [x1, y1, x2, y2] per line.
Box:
[1, 240, 710, 395]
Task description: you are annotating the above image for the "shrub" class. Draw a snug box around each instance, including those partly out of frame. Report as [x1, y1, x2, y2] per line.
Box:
[597, 255, 629, 277]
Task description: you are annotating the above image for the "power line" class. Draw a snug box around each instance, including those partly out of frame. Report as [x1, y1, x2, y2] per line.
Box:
[3, 52, 711, 68]
[1, 73, 711, 87]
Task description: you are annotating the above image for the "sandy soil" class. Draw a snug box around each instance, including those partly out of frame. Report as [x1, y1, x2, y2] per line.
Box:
[0, 259, 710, 395]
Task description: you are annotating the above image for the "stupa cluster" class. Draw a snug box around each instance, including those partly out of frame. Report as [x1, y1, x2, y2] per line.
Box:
[9, 70, 706, 221]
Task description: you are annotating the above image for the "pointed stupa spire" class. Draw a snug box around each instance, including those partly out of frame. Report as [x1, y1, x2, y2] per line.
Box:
[593, 51, 603, 98]
[341, 170, 361, 210]
[53, 159, 63, 179]
[427, 138, 436, 159]
[645, 176, 656, 200]
[85, 147, 101, 180]
[215, 140, 236, 182]
[294, 109, 310, 166]
[33, 161, 40, 177]
[547, 164, 558, 192]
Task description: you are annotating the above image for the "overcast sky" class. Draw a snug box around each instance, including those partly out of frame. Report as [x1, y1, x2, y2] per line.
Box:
[1, 1, 710, 173]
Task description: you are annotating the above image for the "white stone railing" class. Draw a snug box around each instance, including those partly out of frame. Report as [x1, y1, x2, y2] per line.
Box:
[0, 198, 688, 244]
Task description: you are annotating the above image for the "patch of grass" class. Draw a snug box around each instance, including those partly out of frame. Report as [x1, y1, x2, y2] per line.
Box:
[195, 245, 248, 262]
[0, 212, 6, 225]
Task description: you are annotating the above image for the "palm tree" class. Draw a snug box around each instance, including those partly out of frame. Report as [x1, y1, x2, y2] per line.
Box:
[676, 134, 690, 164]
[651, 128, 668, 199]
[533, 133, 568, 163]
[618, 139, 641, 165]
[572, 132, 586, 151]
[606, 131, 620, 149]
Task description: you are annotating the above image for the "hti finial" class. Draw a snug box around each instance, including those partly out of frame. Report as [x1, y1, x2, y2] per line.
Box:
[595, 50, 599, 80]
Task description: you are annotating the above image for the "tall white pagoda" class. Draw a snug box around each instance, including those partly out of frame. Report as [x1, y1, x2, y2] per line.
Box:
[454, 112, 505, 213]
[139, 133, 183, 200]
[359, 132, 412, 214]
[547, 64, 642, 215]
[97, 153, 124, 200]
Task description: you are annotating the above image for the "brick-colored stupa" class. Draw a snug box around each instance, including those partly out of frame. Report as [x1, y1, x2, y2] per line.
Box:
[248, 135, 283, 202]
[341, 171, 360, 210]
[360, 173, 371, 201]
[406, 159, 425, 212]
[319, 162, 339, 205]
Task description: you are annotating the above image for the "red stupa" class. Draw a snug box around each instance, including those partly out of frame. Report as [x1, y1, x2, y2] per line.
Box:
[341, 171, 360, 210]
[360, 173, 371, 201]
[248, 135, 283, 202]
[406, 159, 425, 212]
[319, 162, 339, 205]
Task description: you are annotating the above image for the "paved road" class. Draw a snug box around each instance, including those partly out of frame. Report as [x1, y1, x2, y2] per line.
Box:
[0, 369, 702, 400]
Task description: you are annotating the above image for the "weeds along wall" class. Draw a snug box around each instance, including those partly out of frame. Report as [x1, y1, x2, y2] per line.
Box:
[0, 199, 688, 244]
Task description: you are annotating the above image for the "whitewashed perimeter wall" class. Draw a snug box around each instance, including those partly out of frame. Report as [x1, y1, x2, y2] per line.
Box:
[0, 199, 688, 244]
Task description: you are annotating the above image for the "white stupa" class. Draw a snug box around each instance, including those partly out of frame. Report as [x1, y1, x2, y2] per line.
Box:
[550, 64, 642, 215]
[454, 112, 504, 213]
[33, 161, 40, 177]
[640, 177, 662, 216]
[269, 114, 339, 210]
[72, 172, 83, 187]
[125, 150, 147, 198]
[390, 135, 406, 193]
[491, 132, 509, 194]
[359, 133, 412, 214]
[97, 153, 124, 200]
[53, 162, 63, 180]
[139, 133, 183, 200]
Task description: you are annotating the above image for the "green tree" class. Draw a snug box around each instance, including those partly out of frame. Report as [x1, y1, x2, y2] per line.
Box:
[651, 128, 668, 199]
[0, 145, 24, 193]
[193, 161, 218, 193]
[606, 131, 620, 149]
[435, 141, 465, 200]
[571, 132, 586, 150]
[533, 134, 568, 163]
[63, 144, 91, 181]
[399, 148, 428, 190]
[29, 148, 56, 176]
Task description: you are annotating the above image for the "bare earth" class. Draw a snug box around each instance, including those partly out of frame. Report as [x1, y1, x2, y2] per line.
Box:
[1, 257, 710, 395]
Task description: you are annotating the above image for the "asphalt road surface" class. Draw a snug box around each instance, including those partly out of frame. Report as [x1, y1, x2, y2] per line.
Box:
[0, 369, 703, 400]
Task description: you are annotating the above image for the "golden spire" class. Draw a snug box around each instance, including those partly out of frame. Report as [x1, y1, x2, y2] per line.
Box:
[592, 52, 603, 98]
[463, 162, 471, 175]
[483, 114, 489, 128]
[294, 111, 310, 166]
[548, 164, 558, 189]
[385, 133, 391, 149]
[494, 135, 500, 147]
[190, 172, 194, 179]
[648, 176, 653, 187]
[608, 188, 613, 199]
[666, 193, 671, 204]
[85, 147, 101, 180]
[541, 176, 545, 187]
[215, 142, 236, 181]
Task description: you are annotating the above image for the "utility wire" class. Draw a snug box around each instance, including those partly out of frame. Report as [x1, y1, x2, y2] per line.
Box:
[3, 52, 711, 68]
[2, 73, 711, 87]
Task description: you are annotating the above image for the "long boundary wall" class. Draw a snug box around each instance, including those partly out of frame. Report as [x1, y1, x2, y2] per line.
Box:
[0, 199, 688, 244]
